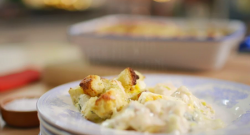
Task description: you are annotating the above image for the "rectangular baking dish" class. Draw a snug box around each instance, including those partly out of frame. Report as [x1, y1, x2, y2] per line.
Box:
[68, 14, 245, 70]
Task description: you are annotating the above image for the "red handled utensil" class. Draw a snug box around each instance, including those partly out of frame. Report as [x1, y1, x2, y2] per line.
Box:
[0, 69, 40, 92]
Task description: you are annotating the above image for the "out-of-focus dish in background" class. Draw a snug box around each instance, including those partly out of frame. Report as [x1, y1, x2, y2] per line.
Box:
[69, 14, 245, 71]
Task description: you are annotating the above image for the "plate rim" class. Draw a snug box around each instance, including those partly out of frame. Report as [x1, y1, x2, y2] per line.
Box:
[39, 113, 71, 135]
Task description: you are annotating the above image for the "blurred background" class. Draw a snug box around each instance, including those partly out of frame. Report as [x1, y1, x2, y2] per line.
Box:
[0, 0, 250, 134]
[1, 0, 250, 45]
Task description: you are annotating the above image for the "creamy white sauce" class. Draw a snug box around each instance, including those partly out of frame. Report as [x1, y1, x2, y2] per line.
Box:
[101, 85, 225, 134]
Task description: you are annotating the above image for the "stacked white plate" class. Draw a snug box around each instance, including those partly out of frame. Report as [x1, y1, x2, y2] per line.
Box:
[39, 114, 72, 135]
[37, 74, 250, 135]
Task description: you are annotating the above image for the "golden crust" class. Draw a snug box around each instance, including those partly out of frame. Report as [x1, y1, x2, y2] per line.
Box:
[135, 71, 145, 81]
[79, 75, 104, 97]
[71, 67, 145, 121]
[116, 67, 146, 99]
[93, 88, 127, 119]
[117, 67, 139, 90]
[95, 90, 116, 105]
[128, 67, 139, 86]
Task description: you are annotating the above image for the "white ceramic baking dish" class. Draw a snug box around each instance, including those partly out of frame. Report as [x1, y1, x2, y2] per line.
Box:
[68, 14, 245, 70]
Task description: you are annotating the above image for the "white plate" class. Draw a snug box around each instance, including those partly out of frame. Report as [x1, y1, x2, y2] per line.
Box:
[37, 74, 250, 135]
[40, 124, 50, 135]
[38, 113, 71, 135]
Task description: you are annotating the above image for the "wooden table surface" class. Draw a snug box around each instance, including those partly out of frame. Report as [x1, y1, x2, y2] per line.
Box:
[0, 53, 249, 135]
